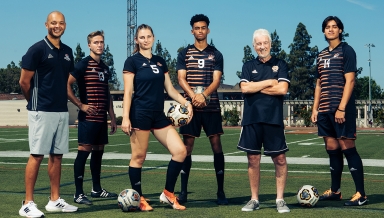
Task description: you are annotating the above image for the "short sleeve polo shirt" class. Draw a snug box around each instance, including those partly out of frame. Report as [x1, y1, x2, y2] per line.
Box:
[22, 36, 74, 112]
[240, 57, 290, 126]
[123, 53, 168, 111]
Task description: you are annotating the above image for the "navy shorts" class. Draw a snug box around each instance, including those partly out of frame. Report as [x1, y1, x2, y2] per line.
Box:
[179, 111, 223, 137]
[317, 113, 356, 139]
[78, 120, 108, 145]
[130, 109, 171, 130]
[237, 123, 288, 156]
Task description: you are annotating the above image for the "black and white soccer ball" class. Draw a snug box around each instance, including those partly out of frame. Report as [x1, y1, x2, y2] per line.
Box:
[117, 189, 140, 212]
[193, 86, 210, 105]
[167, 104, 189, 127]
[297, 185, 319, 207]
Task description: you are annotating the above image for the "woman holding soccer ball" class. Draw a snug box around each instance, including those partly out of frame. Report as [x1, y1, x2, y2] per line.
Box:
[121, 24, 193, 211]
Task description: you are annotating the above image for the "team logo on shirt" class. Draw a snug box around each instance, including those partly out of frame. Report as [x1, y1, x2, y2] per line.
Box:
[92, 68, 96, 72]
[272, 66, 279, 73]
[334, 53, 340, 58]
[64, 54, 71, 61]
[142, 63, 147, 66]
[208, 54, 214, 60]
[48, 54, 54, 59]
[157, 62, 162, 67]
[188, 56, 194, 60]
[98, 71, 105, 81]
[252, 70, 258, 74]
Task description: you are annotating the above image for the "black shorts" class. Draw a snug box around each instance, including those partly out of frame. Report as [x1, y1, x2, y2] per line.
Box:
[317, 113, 356, 139]
[78, 120, 108, 145]
[237, 123, 288, 156]
[130, 109, 171, 130]
[179, 111, 223, 137]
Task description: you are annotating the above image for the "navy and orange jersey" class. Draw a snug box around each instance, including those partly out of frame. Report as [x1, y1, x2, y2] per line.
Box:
[71, 56, 110, 122]
[176, 44, 223, 113]
[240, 57, 290, 126]
[123, 53, 168, 112]
[316, 42, 357, 114]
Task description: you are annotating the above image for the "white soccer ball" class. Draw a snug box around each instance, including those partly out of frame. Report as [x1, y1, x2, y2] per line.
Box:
[194, 86, 210, 105]
[118, 189, 140, 212]
[297, 185, 319, 207]
[167, 104, 189, 127]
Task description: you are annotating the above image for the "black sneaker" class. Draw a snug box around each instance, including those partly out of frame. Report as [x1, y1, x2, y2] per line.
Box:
[177, 191, 187, 204]
[319, 189, 342, 201]
[91, 189, 118, 198]
[344, 192, 368, 206]
[217, 191, 228, 205]
[74, 194, 92, 205]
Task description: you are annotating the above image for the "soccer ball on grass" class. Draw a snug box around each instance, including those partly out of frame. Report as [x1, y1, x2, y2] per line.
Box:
[297, 185, 319, 207]
[117, 189, 140, 212]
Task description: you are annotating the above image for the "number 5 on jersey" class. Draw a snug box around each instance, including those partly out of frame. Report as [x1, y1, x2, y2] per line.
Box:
[150, 65, 159, 74]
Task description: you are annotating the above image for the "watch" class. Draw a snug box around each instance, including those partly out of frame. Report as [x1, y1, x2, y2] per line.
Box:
[184, 101, 191, 107]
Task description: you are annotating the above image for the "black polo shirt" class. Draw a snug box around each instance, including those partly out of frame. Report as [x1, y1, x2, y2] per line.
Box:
[240, 56, 289, 126]
[123, 53, 168, 111]
[22, 36, 74, 112]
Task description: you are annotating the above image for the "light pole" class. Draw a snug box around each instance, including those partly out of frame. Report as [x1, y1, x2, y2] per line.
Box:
[365, 43, 375, 125]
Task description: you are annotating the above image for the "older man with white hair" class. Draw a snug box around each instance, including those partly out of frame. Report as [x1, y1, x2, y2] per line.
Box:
[237, 28, 290, 213]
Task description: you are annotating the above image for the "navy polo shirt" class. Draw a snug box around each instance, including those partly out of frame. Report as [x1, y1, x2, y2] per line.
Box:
[22, 36, 74, 112]
[240, 56, 290, 126]
[123, 53, 168, 111]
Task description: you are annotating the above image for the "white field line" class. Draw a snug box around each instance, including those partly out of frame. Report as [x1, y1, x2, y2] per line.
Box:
[224, 137, 321, 156]
[1, 162, 383, 176]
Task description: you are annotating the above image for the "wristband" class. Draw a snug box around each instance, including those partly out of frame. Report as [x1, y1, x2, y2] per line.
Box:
[201, 93, 207, 100]
[337, 108, 345, 112]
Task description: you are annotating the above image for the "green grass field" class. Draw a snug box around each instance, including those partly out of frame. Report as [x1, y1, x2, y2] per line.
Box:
[1, 127, 384, 217]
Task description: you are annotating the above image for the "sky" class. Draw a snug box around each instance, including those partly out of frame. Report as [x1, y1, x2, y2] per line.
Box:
[1, 0, 383, 89]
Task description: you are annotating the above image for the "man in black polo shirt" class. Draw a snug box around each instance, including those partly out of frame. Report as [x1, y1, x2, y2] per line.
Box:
[18, 11, 78, 217]
[237, 29, 290, 213]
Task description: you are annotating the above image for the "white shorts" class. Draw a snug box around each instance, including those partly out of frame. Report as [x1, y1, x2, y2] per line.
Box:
[28, 111, 69, 155]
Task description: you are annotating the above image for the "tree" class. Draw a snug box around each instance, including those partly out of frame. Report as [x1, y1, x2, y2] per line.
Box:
[286, 23, 318, 100]
[236, 45, 255, 79]
[72, 43, 85, 96]
[354, 76, 383, 100]
[154, 40, 180, 86]
[0, 61, 21, 93]
[101, 45, 120, 90]
[270, 30, 287, 61]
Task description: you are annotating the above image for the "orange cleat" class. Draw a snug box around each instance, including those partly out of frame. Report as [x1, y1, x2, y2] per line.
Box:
[139, 196, 153, 211]
[159, 189, 186, 210]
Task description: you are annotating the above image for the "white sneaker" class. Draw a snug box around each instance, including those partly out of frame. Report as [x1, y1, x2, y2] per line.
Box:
[45, 197, 78, 212]
[19, 201, 44, 217]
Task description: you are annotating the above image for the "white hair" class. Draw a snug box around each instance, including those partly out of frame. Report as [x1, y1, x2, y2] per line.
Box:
[252, 29, 271, 44]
